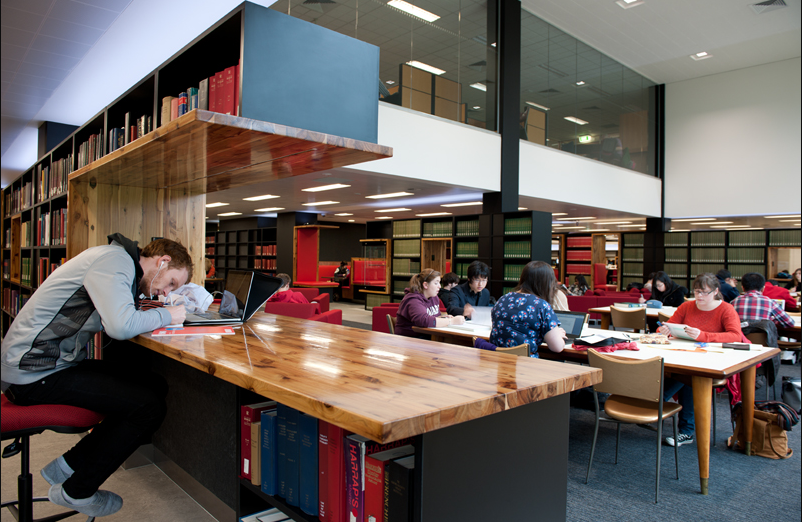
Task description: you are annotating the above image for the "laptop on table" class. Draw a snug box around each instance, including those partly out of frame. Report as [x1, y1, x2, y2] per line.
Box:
[183, 270, 283, 326]
[554, 310, 589, 346]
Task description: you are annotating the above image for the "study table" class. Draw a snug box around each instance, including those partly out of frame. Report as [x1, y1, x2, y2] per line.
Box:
[133, 313, 600, 521]
[588, 305, 677, 330]
[413, 324, 780, 496]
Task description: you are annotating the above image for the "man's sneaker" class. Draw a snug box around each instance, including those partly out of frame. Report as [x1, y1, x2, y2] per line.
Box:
[48, 483, 123, 518]
[665, 433, 694, 447]
[41, 457, 72, 486]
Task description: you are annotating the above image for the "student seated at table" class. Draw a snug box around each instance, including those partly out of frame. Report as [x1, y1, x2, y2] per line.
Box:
[205, 258, 215, 279]
[657, 273, 743, 447]
[266, 273, 309, 304]
[731, 272, 795, 329]
[763, 280, 797, 310]
[446, 261, 495, 319]
[785, 268, 801, 292]
[566, 274, 590, 296]
[715, 269, 739, 303]
[395, 269, 465, 337]
[438, 272, 460, 308]
[640, 271, 687, 307]
[642, 272, 656, 292]
[552, 281, 570, 311]
[332, 261, 350, 301]
[489, 261, 567, 357]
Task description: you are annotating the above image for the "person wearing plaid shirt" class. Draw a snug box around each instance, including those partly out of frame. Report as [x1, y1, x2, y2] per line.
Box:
[731, 272, 795, 329]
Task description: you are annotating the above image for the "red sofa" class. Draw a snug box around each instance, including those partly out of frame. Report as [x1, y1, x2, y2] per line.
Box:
[263, 302, 342, 324]
[290, 287, 330, 313]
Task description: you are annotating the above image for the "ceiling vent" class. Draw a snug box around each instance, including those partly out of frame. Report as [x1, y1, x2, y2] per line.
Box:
[751, 0, 787, 14]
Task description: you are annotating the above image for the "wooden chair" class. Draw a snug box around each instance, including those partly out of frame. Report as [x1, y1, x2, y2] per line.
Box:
[585, 349, 681, 503]
[610, 306, 647, 333]
[495, 343, 530, 357]
[386, 314, 396, 335]
[657, 311, 672, 324]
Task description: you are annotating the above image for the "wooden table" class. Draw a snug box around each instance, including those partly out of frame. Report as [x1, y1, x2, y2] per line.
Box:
[414, 324, 779, 496]
[135, 314, 600, 521]
[588, 305, 677, 330]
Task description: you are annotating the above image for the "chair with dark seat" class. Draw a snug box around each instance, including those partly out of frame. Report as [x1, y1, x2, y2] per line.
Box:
[585, 349, 681, 503]
[1, 395, 103, 522]
[745, 331, 773, 401]
[657, 311, 673, 324]
[610, 306, 647, 333]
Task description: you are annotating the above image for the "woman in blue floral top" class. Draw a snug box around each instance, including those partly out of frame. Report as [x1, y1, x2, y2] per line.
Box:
[489, 261, 566, 357]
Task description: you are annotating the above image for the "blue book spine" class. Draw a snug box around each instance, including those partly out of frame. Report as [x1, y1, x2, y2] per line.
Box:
[277, 404, 288, 498]
[299, 414, 319, 516]
[260, 410, 278, 496]
[285, 405, 300, 506]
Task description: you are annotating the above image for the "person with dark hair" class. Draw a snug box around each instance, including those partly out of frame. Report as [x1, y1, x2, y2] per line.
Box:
[763, 280, 796, 309]
[267, 273, 309, 304]
[567, 274, 590, 296]
[732, 273, 795, 329]
[489, 261, 566, 357]
[438, 272, 460, 308]
[446, 261, 495, 318]
[332, 261, 350, 301]
[643, 272, 656, 292]
[647, 271, 687, 307]
[552, 280, 570, 311]
[785, 268, 802, 292]
[656, 273, 743, 447]
[715, 269, 739, 303]
[1, 233, 193, 518]
[395, 269, 465, 337]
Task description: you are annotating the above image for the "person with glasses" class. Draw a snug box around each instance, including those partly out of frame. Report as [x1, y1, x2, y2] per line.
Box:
[395, 269, 465, 338]
[656, 273, 744, 447]
[446, 261, 495, 319]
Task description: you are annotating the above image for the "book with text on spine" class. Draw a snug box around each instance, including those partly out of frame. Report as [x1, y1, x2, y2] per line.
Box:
[364, 445, 414, 522]
[241, 401, 277, 481]
[260, 410, 279, 496]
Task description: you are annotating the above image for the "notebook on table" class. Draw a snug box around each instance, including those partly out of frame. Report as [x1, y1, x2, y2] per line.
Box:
[183, 270, 283, 325]
[449, 306, 493, 332]
[554, 310, 589, 345]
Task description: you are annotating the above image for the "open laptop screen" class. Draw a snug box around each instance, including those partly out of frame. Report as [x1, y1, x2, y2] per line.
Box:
[223, 270, 254, 319]
[554, 311, 588, 339]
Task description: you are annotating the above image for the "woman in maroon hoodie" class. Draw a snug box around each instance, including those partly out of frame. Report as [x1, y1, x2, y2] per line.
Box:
[395, 268, 465, 337]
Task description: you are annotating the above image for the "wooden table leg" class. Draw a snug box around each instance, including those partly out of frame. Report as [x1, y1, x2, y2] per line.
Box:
[740, 366, 756, 456]
[600, 314, 611, 330]
[691, 376, 712, 495]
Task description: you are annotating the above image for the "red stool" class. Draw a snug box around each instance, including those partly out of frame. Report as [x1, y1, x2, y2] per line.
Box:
[1, 395, 104, 522]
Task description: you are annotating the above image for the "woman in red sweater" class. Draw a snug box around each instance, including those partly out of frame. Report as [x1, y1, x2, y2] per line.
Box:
[656, 273, 743, 447]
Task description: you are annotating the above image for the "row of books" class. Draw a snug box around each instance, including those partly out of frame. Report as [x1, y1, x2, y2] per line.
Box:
[663, 263, 688, 279]
[689, 231, 726, 247]
[422, 221, 452, 237]
[455, 219, 480, 237]
[161, 63, 240, 127]
[504, 217, 532, 235]
[392, 280, 407, 295]
[38, 156, 73, 202]
[565, 250, 592, 261]
[392, 240, 420, 257]
[621, 247, 645, 262]
[241, 402, 416, 522]
[33, 208, 68, 246]
[453, 262, 471, 278]
[689, 248, 725, 263]
[5, 182, 33, 215]
[37, 257, 65, 287]
[663, 232, 688, 247]
[206, 247, 215, 256]
[623, 233, 645, 248]
[727, 248, 765, 263]
[391, 220, 421, 238]
[454, 241, 478, 258]
[2, 287, 30, 316]
[256, 245, 277, 255]
[108, 114, 153, 154]
[729, 230, 766, 246]
[621, 262, 644, 277]
[19, 258, 32, 286]
[566, 236, 592, 248]
[503, 263, 526, 281]
[391, 258, 420, 276]
[254, 258, 276, 270]
[503, 241, 531, 258]
[663, 248, 687, 262]
[726, 264, 766, 280]
[77, 131, 104, 169]
[19, 221, 33, 247]
[769, 229, 801, 247]
[566, 263, 592, 275]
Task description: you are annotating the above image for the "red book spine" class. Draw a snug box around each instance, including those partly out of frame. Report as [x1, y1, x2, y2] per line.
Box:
[345, 436, 365, 522]
[209, 74, 217, 112]
[318, 421, 329, 521]
[241, 405, 252, 480]
[223, 65, 236, 115]
[233, 61, 240, 116]
[216, 71, 226, 114]
[363, 456, 384, 522]
[327, 424, 347, 522]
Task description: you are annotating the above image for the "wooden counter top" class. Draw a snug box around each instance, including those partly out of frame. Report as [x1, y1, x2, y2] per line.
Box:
[135, 314, 600, 443]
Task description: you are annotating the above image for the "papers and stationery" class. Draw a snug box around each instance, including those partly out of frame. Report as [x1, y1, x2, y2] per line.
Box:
[449, 322, 491, 333]
[664, 323, 696, 341]
[152, 325, 236, 336]
[184, 270, 282, 325]
[467, 306, 493, 326]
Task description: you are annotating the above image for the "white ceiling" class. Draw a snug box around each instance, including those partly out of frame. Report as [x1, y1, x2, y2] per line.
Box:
[1, 0, 800, 231]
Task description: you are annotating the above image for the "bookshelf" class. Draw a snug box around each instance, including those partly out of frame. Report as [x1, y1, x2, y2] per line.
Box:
[552, 234, 566, 285]
[391, 220, 422, 299]
[491, 211, 551, 296]
[620, 233, 645, 290]
[213, 224, 278, 280]
[353, 238, 392, 309]
[564, 234, 593, 282]
[453, 214, 491, 285]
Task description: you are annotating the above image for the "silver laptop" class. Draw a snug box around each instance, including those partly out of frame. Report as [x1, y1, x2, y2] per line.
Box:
[184, 270, 282, 325]
[554, 310, 589, 345]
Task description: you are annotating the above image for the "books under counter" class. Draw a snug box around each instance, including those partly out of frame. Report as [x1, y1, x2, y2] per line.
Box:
[160, 63, 240, 129]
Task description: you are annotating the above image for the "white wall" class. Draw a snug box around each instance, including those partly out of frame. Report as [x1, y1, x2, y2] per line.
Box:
[665, 58, 802, 218]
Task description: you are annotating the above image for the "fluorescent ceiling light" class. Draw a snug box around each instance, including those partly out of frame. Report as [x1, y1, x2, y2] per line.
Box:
[518, 207, 528, 210]
[779, 219, 800, 222]
[671, 217, 716, 222]
[730, 227, 764, 230]
[302, 201, 339, 206]
[254, 207, 284, 212]
[470, 83, 487, 92]
[365, 192, 413, 199]
[576, 81, 585, 86]
[764, 215, 801, 219]
[616, 0, 645, 8]
[406, 60, 445, 75]
[218, 212, 242, 216]
[302, 184, 351, 192]
[386, 80, 395, 85]
[693, 221, 731, 225]
[206, 202, 229, 208]
[335, 213, 353, 216]
[376, 216, 393, 219]
[473, 106, 481, 110]
[388, 0, 440, 22]
[690, 51, 713, 61]
[711, 225, 749, 228]
[564, 116, 589, 125]
[556, 226, 586, 230]
[670, 229, 690, 232]
[618, 224, 649, 227]
[552, 212, 567, 216]
[243, 194, 279, 201]
[525, 101, 550, 111]
[348, 219, 355, 222]
[557, 216, 596, 221]
[417, 212, 452, 217]
[586, 229, 609, 232]
[441, 201, 483, 207]
[595, 221, 632, 225]
[376, 208, 411, 213]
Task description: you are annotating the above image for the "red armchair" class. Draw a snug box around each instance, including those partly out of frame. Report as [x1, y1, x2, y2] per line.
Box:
[290, 287, 330, 313]
[263, 302, 342, 325]
[593, 263, 617, 292]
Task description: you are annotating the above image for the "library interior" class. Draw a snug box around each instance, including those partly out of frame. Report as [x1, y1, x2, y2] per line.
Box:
[1, 1, 800, 522]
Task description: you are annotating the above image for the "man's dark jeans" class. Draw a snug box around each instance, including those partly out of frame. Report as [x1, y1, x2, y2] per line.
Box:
[5, 359, 168, 499]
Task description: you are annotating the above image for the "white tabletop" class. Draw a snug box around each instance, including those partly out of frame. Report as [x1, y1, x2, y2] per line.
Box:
[590, 305, 677, 317]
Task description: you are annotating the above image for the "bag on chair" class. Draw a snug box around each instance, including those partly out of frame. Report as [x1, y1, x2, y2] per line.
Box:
[727, 401, 797, 459]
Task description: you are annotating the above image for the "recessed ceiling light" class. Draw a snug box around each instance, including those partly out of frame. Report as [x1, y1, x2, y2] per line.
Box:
[243, 194, 279, 201]
[618, 224, 650, 227]
[525, 101, 550, 111]
[441, 201, 483, 207]
[670, 229, 690, 232]
[693, 221, 732, 225]
[470, 83, 487, 92]
[375, 208, 411, 213]
[218, 212, 241, 216]
[616, 0, 645, 8]
[406, 60, 445, 75]
[552, 212, 567, 216]
[764, 215, 801, 219]
[671, 217, 716, 222]
[348, 219, 355, 222]
[690, 51, 713, 61]
[386, 80, 395, 85]
[595, 221, 632, 225]
[376, 216, 393, 220]
[586, 229, 609, 232]
[388, 0, 440, 22]
[365, 192, 413, 199]
[302, 201, 339, 206]
[564, 116, 589, 125]
[417, 212, 452, 217]
[730, 227, 764, 230]
[206, 202, 229, 208]
[473, 106, 481, 110]
[576, 81, 585, 86]
[557, 226, 587, 230]
[335, 213, 353, 216]
[254, 207, 284, 212]
[710, 225, 749, 228]
[302, 184, 351, 192]
[557, 216, 596, 221]
[779, 219, 799, 222]
[518, 207, 528, 211]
